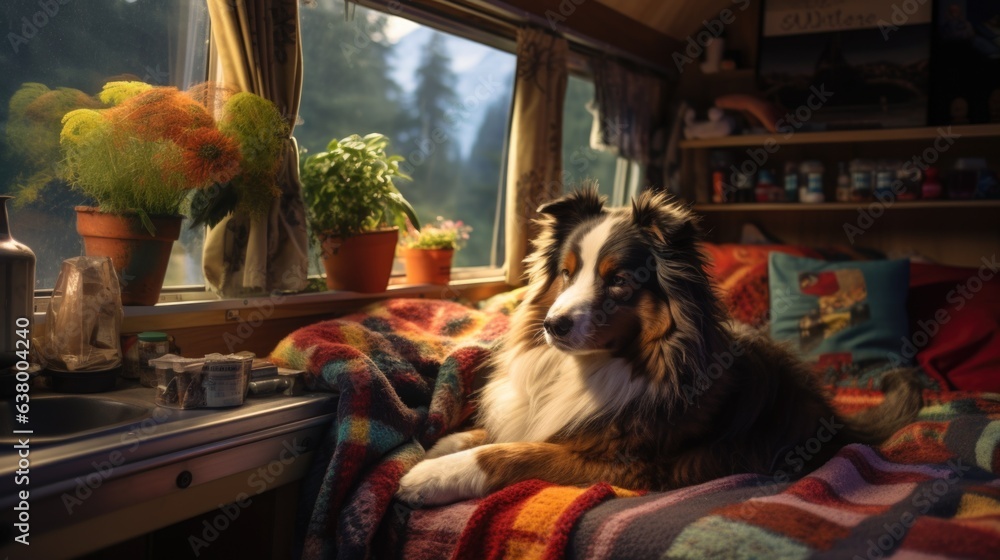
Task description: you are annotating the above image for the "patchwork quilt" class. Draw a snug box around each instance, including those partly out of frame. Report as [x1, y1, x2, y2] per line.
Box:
[272, 298, 1000, 560]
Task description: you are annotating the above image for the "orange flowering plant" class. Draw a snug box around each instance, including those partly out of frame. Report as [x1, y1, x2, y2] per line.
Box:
[58, 81, 287, 234]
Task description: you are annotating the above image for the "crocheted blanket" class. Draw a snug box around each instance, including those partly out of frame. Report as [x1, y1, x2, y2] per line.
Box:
[396, 391, 1000, 560]
[269, 298, 508, 559]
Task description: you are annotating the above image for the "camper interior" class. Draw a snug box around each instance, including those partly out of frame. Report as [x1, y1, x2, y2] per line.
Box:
[1, 0, 999, 558]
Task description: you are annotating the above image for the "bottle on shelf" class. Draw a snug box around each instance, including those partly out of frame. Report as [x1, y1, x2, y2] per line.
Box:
[783, 161, 799, 202]
[896, 164, 922, 201]
[849, 159, 873, 202]
[799, 160, 825, 203]
[922, 167, 943, 200]
[734, 169, 754, 203]
[755, 169, 783, 202]
[836, 162, 851, 202]
[709, 150, 733, 204]
[874, 160, 899, 201]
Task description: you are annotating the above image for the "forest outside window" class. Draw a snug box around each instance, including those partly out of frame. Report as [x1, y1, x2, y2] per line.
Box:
[297, 0, 520, 271]
[1, 0, 210, 292]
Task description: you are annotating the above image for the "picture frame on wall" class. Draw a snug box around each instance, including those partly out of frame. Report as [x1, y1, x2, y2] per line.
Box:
[757, 0, 932, 130]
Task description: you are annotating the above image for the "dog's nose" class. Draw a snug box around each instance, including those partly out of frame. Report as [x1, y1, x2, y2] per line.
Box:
[543, 315, 574, 337]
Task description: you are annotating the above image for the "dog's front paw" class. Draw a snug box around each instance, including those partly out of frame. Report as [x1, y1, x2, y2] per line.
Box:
[396, 448, 488, 507]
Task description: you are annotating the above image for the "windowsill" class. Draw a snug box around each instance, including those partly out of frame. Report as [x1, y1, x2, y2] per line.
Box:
[32, 269, 511, 330]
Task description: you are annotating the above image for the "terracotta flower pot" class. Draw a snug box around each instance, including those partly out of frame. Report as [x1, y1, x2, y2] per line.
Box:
[402, 248, 454, 285]
[75, 206, 182, 306]
[320, 228, 398, 293]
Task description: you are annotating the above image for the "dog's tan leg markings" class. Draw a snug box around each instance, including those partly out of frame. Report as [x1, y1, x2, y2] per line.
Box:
[475, 442, 646, 491]
[424, 429, 488, 459]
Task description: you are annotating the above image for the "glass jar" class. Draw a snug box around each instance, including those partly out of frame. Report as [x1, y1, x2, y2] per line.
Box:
[138, 331, 171, 387]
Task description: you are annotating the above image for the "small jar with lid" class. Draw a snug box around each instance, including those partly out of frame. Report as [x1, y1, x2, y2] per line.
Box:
[138, 331, 171, 387]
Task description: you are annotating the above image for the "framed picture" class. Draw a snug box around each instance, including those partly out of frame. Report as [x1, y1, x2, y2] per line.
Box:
[928, 0, 1000, 125]
[757, 0, 932, 129]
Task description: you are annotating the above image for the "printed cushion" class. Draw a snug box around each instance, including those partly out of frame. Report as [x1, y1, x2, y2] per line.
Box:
[702, 243, 881, 327]
[769, 253, 911, 381]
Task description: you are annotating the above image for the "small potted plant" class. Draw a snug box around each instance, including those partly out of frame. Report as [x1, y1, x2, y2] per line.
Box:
[399, 217, 471, 285]
[300, 133, 419, 293]
[57, 81, 285, 305]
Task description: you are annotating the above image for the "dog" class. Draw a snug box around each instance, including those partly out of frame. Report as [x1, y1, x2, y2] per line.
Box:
[396, 187, 921, 507]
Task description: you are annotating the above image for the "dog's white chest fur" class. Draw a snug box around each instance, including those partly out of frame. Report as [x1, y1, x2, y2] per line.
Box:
[479, 344, 646, 443]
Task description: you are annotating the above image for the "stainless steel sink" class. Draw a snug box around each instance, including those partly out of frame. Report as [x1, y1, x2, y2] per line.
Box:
[0, 394, 153, 444]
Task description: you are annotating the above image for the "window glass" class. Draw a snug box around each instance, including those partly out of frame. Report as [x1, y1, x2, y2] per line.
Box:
[1, 0, 210, 290]
[298, 0, 516, 269]
[562, 75, 619, 202]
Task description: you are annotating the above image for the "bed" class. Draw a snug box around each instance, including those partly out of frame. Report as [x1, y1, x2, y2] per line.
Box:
[269, 243, 1000, 560]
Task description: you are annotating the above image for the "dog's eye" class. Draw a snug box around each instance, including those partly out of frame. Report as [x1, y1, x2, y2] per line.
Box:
[611, 274, 629, 287]
[560, 269, 570, 281]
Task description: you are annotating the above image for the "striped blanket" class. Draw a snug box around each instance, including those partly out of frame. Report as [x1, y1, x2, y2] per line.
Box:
[271, 297, 1000, 559]
[270, 298, 508, 559]
[398, 391, 1000, 560]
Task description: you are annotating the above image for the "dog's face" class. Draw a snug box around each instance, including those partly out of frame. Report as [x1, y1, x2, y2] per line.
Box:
[532, 188, 703, 356]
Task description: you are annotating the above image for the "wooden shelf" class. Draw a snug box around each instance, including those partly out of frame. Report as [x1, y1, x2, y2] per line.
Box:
[693, 200, 1000, 212]
[678, 123, 1000, 149]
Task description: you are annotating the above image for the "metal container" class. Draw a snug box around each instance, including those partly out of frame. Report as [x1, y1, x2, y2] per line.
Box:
[0, 196, 36, 370]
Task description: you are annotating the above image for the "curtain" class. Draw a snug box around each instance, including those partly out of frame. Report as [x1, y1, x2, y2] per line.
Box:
[202, 0, 309, 296]
[592, 58, 675, 189]
[504, 28, 569, 285]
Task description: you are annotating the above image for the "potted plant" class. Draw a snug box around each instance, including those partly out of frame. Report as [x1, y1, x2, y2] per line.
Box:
[300, 133, 418, 293]
[399, 216, 471, 285]
[58, 81, 285, 305]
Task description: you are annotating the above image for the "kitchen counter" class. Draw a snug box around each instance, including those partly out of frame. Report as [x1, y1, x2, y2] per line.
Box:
[0, 382, 337, 558]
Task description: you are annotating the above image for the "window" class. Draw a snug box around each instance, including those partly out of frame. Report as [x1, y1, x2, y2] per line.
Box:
[562, 75, 620, 203]
[298, 0, 516, 270]
[0, 0, 210, 291]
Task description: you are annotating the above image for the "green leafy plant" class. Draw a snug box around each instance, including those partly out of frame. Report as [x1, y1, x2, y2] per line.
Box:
[300, 133, 419, 240]
[400, 216, 472, 250]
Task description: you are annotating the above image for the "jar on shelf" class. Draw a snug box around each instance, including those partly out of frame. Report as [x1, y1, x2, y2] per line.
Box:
[874, 160, 901, 201]
[799, 160, 825, 203]
[849, 159, 874, 202]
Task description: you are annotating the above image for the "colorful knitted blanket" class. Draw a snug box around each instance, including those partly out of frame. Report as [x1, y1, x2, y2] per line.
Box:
[396, 391, 1000, 560]
[269, 298, 508, 559]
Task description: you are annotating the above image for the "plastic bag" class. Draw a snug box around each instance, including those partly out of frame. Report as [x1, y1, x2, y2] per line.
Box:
[36, 256, 123, 371]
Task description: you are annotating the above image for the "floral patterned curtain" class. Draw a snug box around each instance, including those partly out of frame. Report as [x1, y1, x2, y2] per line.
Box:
[592, 58, 674, 189]
[504, 28, 569, 285]
[202, 0, 309, 296]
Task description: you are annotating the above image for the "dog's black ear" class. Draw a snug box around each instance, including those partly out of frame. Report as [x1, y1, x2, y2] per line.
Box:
[630, 189, 700, 250]
[525, 185, 605, 288]
[536, 185, 605, 224]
